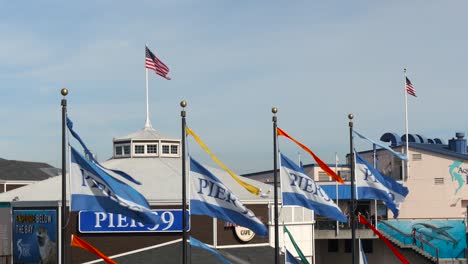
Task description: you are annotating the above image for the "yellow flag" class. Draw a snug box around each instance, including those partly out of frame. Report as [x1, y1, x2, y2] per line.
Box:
[186, 126, 261, 196]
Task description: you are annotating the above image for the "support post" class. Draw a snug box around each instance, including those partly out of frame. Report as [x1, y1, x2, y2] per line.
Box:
[272, 107, 279, 264]
[181, 100, 188, 264]
[60, 88, 69, 264]
[348, 113, 356, 264]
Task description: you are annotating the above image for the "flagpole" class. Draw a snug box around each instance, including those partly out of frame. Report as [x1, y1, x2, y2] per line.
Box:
[181, 100, 188, 264]
[373, 144, 378, 230]
[145, 67, 151, 128]
[348, 113, 356, 264]
[335, 152, 339, 236]
[404, 68, 409, 180]
[60, 88, 68, 264]
[272, 106, 279, 264]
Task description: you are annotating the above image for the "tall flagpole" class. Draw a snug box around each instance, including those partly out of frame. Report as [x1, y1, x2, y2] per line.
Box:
[60, 88, 69, 264]
[335, 152, 339, 236]
[145, 45, 152, 129]
[404, 68, 409, 180]
[373, 144, 378, 229]
[272, 107, 279, 264]
[348, 113, 356, 264]
[181, 100, 188, 264]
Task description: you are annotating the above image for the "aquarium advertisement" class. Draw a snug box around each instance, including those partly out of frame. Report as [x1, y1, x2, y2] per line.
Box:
[13, 208, 58, 264]
[378, 219, 466, 259]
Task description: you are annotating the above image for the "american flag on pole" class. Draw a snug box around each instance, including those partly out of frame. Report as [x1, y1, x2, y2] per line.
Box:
[145, 46, 171, 80]
[405, 77, 416, 97]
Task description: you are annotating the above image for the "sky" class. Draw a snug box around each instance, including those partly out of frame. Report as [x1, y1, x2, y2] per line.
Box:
[1, 1, 467, 174]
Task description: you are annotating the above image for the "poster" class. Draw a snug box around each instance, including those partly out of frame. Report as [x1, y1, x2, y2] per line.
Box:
[378, 219, 466, 259]
[13, 209, 58, 264]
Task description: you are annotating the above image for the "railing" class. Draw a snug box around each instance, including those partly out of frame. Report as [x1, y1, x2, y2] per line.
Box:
[0, 255, 11, 264]
[379, 221, 439, 263]
[315, 218, 370, 230]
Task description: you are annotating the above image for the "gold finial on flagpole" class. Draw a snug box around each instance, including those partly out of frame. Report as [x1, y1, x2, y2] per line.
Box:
[61, 88, 68, 96]
[272, 107, 278, 114]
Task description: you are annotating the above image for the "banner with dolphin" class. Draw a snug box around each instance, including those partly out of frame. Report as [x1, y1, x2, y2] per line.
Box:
[378, 219, 466, 259]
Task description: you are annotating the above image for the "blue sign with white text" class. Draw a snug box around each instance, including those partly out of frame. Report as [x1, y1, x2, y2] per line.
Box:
[79, 210, 189, 233]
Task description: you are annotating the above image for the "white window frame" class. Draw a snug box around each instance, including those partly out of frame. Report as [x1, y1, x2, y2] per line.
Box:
[160, 142, 180, 157]
[134, 144, 146, 156]
[115, 144, 131, 158]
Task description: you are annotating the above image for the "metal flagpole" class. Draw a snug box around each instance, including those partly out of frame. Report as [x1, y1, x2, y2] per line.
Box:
[60, 88, 68, 264]
[145, 45, 151, 129]
[181, 100, 188, 264]
[335, 152, 339, 236]
[272, 107, 279, 264]
[404, 68, 409, 181]
[373, 144, 378, 229]
[348, 114, 356, 264]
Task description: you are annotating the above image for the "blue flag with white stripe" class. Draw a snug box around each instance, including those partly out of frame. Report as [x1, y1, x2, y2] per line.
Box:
[285, 249, 301, 264]
[190, 236, 231, 264]
[280, 153, 347, 222]
[70, 146, 160, 225]
[355, 153, 409, 218]
[354, 130, 408, 161]
[190, 157, 268, 237]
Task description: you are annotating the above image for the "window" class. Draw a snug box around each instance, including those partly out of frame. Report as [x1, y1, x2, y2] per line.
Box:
[362, 239, 373, 253]
[338, 170, 351, 181]
[434, 178, 444, 184]
[162, 145, 170, 154]
[135, 145, 145, 154]
[123, 145, 130, 155]
[412, 153, 422, 160]
[344, 239, 352, 253]
[147, 144, 158, 154]
[268, 206, 313, 224]
[171, 145, 178, 154]
[328, 240, 339, 252]
[115, 146, 123, 155]
[318, 172, 329, 181]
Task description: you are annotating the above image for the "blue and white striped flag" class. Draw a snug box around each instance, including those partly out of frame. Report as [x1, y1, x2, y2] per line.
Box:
[280, 153, 347, 222]
[354, 130, 408, 161]
[356, 153, 409, 218]
[285, 249, 301, 264]
[190, 236, 231, 264]
[70, 146, 160, 225]
[190, 157, 268, 237]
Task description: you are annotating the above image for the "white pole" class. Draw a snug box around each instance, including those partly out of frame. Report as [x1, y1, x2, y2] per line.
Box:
[144, 67, 151, 129]
[372, 145, 378, 230]
[213, 218, 217, 248]
[335, 152, 339, 235]
[404, 68, 409, 181]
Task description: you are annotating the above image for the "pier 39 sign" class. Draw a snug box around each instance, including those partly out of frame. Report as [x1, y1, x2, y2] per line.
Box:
[79, 210, 189, 233]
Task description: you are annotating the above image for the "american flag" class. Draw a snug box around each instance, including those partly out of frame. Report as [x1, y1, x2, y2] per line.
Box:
[145, 46, 171, 80]
[405, 77, 416, 97]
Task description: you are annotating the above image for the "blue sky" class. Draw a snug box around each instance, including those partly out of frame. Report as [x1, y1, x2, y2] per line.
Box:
[1, 1, 467, 173]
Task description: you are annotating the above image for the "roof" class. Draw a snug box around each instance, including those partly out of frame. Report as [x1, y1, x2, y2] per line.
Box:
[408, 142, 468, 161]
[0, 159, 59, 181]
[0, 156, 273, 204]
[114, 127, 178, 141]
[111, 240, 283, 264]
[319, 184, 352, 200]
